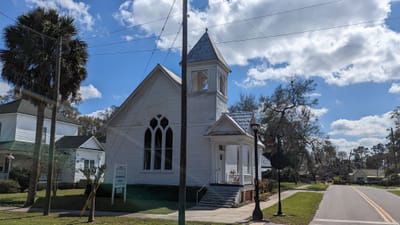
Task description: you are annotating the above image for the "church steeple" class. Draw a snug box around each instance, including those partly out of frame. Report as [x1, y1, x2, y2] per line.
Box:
[186, 31, 231, 123]
[187, 31, 231, 72]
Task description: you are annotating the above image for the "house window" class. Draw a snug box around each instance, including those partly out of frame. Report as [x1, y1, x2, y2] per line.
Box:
[191, 70, 208, 91]
[42, 127, 47, 144]
[84, 159, 95, 171]
[143, 116, 173, 171]
[219, 73, 226, 95]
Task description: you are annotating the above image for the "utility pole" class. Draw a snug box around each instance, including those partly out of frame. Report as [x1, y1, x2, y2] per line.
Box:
[44, 37, 62, 216]
[178, 0, 188, 224]
[391, 128, 398, 173]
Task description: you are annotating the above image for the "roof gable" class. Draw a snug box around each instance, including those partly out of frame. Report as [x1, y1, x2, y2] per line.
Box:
[206, 114, 247, 136]
[56, 135, 104, 151]
[107, 64, 181, 126]
[187, 31, 231, 72]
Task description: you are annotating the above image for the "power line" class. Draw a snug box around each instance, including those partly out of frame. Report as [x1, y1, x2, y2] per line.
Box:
[216, 17, 400, 45]
[163, 24, 182, 63]
[206, 0, 344, 29]
[91, 48, 157, 56]
[82, 0, 230, 40]
[86, 0, 343, 50]
[142, 0, 178, 74]
[0, 10, 57, 41]
[91, 16, 399, 56]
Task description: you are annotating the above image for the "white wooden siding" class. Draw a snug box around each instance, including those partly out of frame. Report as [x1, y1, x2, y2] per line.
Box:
[0, 113, 17, 142]
[15, 113, 78, 144]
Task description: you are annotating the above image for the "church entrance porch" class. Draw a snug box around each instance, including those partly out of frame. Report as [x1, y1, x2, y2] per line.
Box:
[210, 137, 260, 186]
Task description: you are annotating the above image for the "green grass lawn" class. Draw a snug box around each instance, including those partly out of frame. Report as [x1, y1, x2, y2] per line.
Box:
[368, 184, 400, 189]
[0, 211, 224, 225]
[280, 182, 307, 190]
[0, 189, 192, 214]
[263, 192, 323, 225]
[306, 183, 329, 191]
[389, 190, 400, 196]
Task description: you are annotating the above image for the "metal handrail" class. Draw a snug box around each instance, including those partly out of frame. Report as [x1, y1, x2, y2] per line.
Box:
[196, 184, 207, 205]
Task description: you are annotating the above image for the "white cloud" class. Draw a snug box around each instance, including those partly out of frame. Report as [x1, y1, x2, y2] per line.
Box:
[310, 107, 328, 118]
[306, 93, 322, 97]
[25, 0, 95, 30]
[234, 77, 266, 88]
[330, 137, 387, 153]
[113, 0, 400, 86]
[330, 112, 394, 137]
[389, 83, 400, 93]
[85, 106, 114, 119]
[123, 35, 134, 42]
[79, 84, 102, 101]
[0, 81, 11, 96]
[329, 112, 394, 152]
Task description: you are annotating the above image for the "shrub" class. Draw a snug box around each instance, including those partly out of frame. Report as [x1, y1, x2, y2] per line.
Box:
[260, 180, 269, 193]
[9, 168, 30, 192]
[0, 180, 20, 193]
[333, 176, 346, 185]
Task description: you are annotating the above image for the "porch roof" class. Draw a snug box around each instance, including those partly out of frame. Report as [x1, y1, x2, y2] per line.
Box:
[205, 113, 265, 149]
[206, 111, 255, 135]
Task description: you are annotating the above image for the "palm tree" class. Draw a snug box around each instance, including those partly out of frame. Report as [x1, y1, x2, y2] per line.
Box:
[0, 8, 88, 206]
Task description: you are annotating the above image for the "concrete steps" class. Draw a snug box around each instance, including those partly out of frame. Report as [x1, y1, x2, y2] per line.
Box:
[197, 185, 241, 208]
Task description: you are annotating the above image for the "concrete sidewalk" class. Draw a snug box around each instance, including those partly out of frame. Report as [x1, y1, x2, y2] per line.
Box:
[0, 189, 308, 224]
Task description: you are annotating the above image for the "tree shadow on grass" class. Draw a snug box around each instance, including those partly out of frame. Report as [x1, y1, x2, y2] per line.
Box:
[31, 195, 187, 215]
[0, 213, 42, 221]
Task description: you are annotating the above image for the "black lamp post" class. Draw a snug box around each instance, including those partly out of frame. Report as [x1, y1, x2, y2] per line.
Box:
[251, 121, 263, 221]
[274, 135, 285, 217]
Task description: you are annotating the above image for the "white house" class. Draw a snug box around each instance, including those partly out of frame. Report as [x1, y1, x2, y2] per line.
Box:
[0, 99, 104, 185]
[105, 31, 266, 207]
[55, 136, 105, 184]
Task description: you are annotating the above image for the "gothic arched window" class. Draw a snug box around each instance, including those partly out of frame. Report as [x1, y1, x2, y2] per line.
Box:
[165, 128, 173, 170]
[144, 129, 152, 170]
[143, 116, 173, 171]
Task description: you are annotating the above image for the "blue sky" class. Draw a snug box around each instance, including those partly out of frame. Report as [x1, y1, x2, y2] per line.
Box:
[1, 0, 400, 152]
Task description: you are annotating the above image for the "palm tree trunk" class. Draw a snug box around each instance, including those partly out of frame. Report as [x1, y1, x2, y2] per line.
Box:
[25, 103, 45, 207]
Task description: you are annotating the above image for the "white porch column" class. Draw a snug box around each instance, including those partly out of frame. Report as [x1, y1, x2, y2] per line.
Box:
[211, 142, 216, 183]
[239, 144, 244, 185]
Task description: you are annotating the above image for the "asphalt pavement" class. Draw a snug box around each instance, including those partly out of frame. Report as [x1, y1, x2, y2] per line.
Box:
[310, 185, 400, 225]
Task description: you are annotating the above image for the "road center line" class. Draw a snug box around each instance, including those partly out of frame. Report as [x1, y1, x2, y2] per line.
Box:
[352, 187, 398, 224]
[314, 218, 398, 224]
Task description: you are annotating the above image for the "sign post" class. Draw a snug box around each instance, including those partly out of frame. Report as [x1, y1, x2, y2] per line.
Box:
[111, 164, 127, 205]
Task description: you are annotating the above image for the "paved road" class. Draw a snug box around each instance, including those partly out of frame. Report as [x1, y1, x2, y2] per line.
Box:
[311, 185, 400, 225]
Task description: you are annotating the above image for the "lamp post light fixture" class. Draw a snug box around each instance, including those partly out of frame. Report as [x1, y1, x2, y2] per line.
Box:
[274, 135, 285, 217]
[251, 121, 263, 221]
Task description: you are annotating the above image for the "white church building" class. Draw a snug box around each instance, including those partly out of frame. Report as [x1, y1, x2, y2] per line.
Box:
[105, 31, 265, 207]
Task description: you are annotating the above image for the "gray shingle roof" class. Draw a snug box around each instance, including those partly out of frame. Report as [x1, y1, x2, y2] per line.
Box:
[227, 112, 254, 134]
[0, 99, 79, 124]
[56, 136, 102, 150]
[187, 31, 231, 71]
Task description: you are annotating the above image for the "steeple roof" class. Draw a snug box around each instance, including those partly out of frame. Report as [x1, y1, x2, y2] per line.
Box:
[187, 31, 231, 72]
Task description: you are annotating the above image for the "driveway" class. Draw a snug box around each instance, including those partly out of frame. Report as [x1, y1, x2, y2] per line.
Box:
[310, 185, 400, 225]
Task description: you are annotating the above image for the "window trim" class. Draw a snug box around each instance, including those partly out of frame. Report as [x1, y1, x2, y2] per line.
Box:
[142, 116, 174, 172]
[218, 71, 227, 96]
[191, 70, 209, 92]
